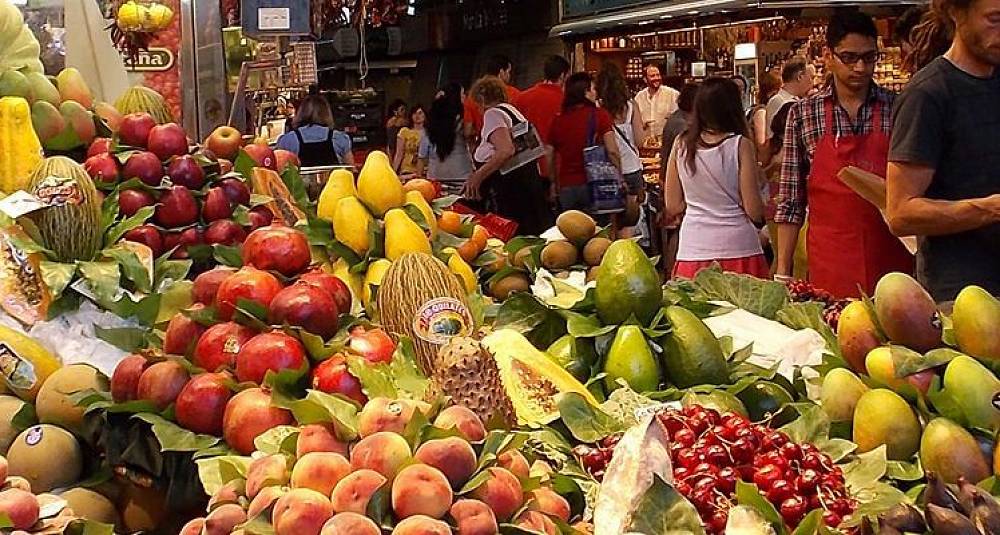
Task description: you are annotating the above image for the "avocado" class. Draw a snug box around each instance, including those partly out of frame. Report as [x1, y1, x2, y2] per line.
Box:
[603, 326, 661, 393]
[737, 380, 795, 425]
[595, 240, 661, 326]
[660, 306, 730, 388]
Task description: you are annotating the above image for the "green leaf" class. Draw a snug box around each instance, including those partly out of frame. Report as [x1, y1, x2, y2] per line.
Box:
[777, 302, 841, 358]
[691, 266, 789, 319]
[78, 261, 122, 302]
[431, 194, 460, 212]
[6, 227, 53, 256]
[842, 445, 888, 492]
[347, 355, 397, 399]
[896, 347, 963, 376]
[196, 455, 253, 496]
[297, 329, 345, 362]
[93, 326, 150, 353]
[556, 392, 625, 443]
[627, 475, 707, 535]
[886, 459, 924, 481]
[779, 403, 831, 444]
[153, 259, 193, 291]
[62, 518, 115, 535]
[213, 244, 244, 267]
[104, 205, 154, 247]
[154, 280, 194, 324]
[458, 468, 494, 495]
[11, 402, 36, 433]
[791, 509, 825, 535]
[103, 244, 152, 293]
[599, 384, 660, 428]
[131, 412, 222, 452]
[926, 375, 967, 425]
[814, 438, 857, 462]
[280, 164, 312, 212]
[495, 292, 568, 350]
[387, 337, 431, 401]
[735, 481, 784, 534]
[232, 204, 252, 226]
[844, 481, 908, 528]
[253, 425, 300, 455]
[39, 261, 76, 299]
[562, 311, 616, 338]
[234, 150, 256, 180]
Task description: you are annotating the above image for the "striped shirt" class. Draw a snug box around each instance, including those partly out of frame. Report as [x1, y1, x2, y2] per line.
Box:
[775, 83, 895, 225]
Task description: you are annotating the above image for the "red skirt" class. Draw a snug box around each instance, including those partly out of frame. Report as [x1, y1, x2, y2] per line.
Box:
[672, 254, 770, 280]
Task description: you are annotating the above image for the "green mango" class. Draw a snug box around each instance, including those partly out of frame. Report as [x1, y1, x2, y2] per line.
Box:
[660, 306, 730, 388]
[820, 368, 869, 423]
[0, 70, 30, 99]
[738, 380, 794, 425]
[595, 239, 661, 326]
[920, 417, 990, 484]
[943, 355, 1000, 432]
[603, 325, 660, 393]
[24, 72, 60, 106]
[952, 285, 1000, 361]
[546, 334, 598, 383]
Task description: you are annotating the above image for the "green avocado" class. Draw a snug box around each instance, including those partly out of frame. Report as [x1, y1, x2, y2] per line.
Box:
[661, 306, 730, 388]
[546, 334, 598, 382]
[737, 380, 795, 425]
[594, 240, 661, 326]
[603, 325, 661, 393]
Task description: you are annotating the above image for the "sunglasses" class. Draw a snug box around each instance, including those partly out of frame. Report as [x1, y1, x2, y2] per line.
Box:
[832, 50, 881, 66]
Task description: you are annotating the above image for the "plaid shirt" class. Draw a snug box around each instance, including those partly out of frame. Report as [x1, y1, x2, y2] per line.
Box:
[774, 84, 895, 225]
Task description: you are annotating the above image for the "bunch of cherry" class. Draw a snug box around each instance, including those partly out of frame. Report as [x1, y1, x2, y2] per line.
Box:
[785, 279, 851, 330]
[573, 405, 856, 533]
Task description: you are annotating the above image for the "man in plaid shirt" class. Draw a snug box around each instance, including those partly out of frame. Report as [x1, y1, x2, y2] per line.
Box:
[774, 11, 914, 297]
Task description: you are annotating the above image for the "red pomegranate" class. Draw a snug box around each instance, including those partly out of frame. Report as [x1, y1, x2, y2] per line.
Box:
[235, 331, 308, 384]
[214, 267, 283, 321]
[241, 226, 311, 277]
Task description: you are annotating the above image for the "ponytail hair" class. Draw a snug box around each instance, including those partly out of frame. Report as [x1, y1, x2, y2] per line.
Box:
[906, 0, 972, 72]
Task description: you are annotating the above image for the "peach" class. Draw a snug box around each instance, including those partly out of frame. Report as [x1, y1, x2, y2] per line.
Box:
[245, 454, 291, 499]
[450, 499, 498, 535]
[0, 456, 7, 482]
[291, 452, 351, 496]
[297, 423, 349, 458]
[516, 510, 558, 535]
[0, 489, 39, 530]
[349, 431, 412, 480]
[470, 467, 523, 521]
[391, 464, 453, 519]
[433, 405, 486, 442]
[272, 488, 334, 535]
[414, 437, 477, 489]
[528, 488, 571, 522]
[321, 512, 380, 535]
[178, 518, 204, 535]
[208, 479, 245, 510]
[391, 515, 451, 535]
[358, 398, 417, 437]
[530, 460, 554, 479]
[247, 486, 286, 518]
[498, 450, 530, 480]
[330, 469, 386, 514]
[203, 503, 247, 535]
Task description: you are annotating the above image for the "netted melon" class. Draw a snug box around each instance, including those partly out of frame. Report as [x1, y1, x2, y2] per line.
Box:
[25, 156, 102, 262]
[480, 329, 599, 426]
[114, 85, 173, 124]
[35, 364, 108, 431]
[7, 423, 83, 492]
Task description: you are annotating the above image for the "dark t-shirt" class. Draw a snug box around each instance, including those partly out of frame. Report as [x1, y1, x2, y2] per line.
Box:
[889, 57, 1000, 301]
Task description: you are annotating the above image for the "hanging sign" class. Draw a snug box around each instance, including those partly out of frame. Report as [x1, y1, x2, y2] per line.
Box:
[123, 47, 175, 72]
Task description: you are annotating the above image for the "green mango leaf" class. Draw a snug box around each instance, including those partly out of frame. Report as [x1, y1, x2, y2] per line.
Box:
[298, 216, 334, 246]
[93, 325, 151, 353]
[790, 509, 829, 535]
[430, 194, 460, 212]
[814, 438, 857, 462]
[347, 354, 397, 399]
[196, 455, 253, 496]
[280, 164, 312, 211]
[843, 481, 909, 528]
[103, 244, 152, 293]
[562, 310, 616, 338]
[132, 412, 222, 452]
[39, 260, 76, 299]
[78, 261, 122, 302]
[11, 402, 36, 433]
[104, 205, 154, 247]
[599, 384, 659, 428]
[100, 190, 121, 230]
[270, 378, 360, 442]
[232, 204, 252, 226]
[234, 298, 270, 330]
[779, 403, 832, 444]
[154, 280, 194, 325]
[777, 301, 841, 358]
[213, 244, 244, 267]
[896, 347, 963, 376]
[691, 266, 789, 319]
[735, 481, 785, 534]
[842, 445, 888, 492]
[253, 425, 299, 455]
[926, 375, 967, 425]
[556, 392, 625, 443]
[495, 292, 568, 350]
[886, 459, 924, 481]
[6, 225, 54, 256]
[233, 150, 255, 180]
[627, 475, 706, 535]
[387, 337, 431, 401]
[153, 258, 192, 291]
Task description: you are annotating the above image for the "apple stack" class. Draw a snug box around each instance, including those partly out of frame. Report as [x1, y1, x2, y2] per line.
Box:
[108, 225, 400, 448]
[82, 112, 273, 260]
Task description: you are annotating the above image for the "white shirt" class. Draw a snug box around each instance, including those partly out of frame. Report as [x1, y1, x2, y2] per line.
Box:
[635, 85, 680, 138]
[764, 88, 799, 139]
[474, 104, 527, 163]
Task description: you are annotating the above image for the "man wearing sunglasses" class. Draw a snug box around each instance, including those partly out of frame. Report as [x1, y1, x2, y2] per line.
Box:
[774, 11, 914, 297]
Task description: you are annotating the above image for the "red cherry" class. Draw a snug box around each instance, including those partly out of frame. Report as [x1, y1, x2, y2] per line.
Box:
[766, 479, 796, 504]
[717, 466, 738, 493]
[731, 438, 756, 463]
[708, 510, 728, 533]
[704, 445, 731, 466]
[762, 431, 790, 451]
[692, 463, 720, 477]
[797, 469, 821, 493]
[829, 498, 854, 516]
[822, 510, 843, 528]
[779, 442, 802, 460]
[676, 448, 702, 469]
[780, 496, 808, 526]
[753, 464, 784, 490]
[674, 428, 697, 447]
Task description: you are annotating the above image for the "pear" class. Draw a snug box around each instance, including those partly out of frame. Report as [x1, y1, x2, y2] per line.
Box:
[920, 417, 991, 484]
[317, 169, 356, 222]
[384, 209, 431, 261]
[357, 151, 404, 217]
[333, 196, 373, 256]
[405, 190, 437, 238]
[852, 389, 921, 461]
[820, 368, 869, 422]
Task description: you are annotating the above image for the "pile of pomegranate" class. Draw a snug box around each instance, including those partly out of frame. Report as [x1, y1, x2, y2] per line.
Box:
[574, 405, 856, 533]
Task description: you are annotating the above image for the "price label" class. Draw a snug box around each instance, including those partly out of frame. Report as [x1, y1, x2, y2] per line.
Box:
[633, 401, 682, 421]
[258, 7, 290, 31]
[0, 190, 46, 219]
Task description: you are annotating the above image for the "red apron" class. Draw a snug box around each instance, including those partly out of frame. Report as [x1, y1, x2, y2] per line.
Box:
[806, 100, 913, 298]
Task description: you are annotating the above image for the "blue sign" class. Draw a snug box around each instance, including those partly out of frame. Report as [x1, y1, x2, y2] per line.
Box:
[562, 0, 659, 19]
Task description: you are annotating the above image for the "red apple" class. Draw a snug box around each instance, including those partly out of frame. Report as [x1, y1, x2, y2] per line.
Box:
[176, 372, 232, 435]
[242, 144, 276, 170]
[218, 178, 251, 206]
[193, 321, 255, 372]
[204, 219, 247, 246]
[214, 266, 283, 321]
[347, 326, 395, 364]
[242, 225, 311, 277]
[274, 149, 300, 171]
[223, 388, 294, 455]
[136, 360, 190, 410]
[311, 354, 366, 405]
[164, 227, 203, 259]
[123, 151, 164, 186]
[235, 331, 308, 384]
[148, 123, 189, 161]
[111, 354, 149, 402]
[163, 305, 208, 357]
[201, 187, 233, 222]
[84, 153, 120, 184]
[205, 126, 242, 161]
[118, 189, 155, 217]
[247, 207, 273, 230]
[155, 186, 199, 228]
[166, 155, 206, 190]
[119, 112, 156, 147]
[87, 137, 113, 158]
[123, 224, 164, 257]
[268, 283, 339, 339]
[193, 267, 235, 305]
[298, 270, 352, 316]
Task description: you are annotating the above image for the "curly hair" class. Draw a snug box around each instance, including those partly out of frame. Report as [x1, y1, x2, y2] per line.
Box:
[469, 76, 508, 108]
[906, 0, 972, 72]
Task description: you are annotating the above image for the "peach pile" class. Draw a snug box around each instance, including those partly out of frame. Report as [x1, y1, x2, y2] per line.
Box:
[184, 398, 576, 534]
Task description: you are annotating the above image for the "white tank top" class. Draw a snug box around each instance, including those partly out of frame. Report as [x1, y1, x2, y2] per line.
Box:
[676, 135, 763, 261]
[614, 102, 643, 174]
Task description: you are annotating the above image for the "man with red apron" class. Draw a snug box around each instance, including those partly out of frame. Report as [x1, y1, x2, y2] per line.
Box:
[774, 11, 913, 298]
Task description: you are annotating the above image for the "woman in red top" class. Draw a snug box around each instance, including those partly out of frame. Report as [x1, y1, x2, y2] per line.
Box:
[548, 72, 622, 212]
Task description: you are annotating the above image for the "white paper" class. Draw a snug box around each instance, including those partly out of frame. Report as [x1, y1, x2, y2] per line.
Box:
[258, 7, 290, 30]
[0, 190, 46, 219]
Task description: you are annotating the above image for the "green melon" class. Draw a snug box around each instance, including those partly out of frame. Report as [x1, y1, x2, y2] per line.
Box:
[114, 85, 173, 124]
[26, 156, 102, 261]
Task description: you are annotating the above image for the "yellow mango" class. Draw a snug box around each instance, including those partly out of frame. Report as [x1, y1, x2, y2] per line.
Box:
[363, 259, 392, 311]
[446, 251, 478, 294]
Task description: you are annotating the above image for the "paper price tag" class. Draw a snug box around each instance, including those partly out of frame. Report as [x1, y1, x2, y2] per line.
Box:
[0, 190, 46, 219]
[633, 401, 682, 421]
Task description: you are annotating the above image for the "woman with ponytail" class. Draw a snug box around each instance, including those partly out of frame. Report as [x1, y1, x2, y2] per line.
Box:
[887, 0, 1000, 302]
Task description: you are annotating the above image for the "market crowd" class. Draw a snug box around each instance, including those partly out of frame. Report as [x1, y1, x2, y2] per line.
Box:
[280, 0, 999, 305]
